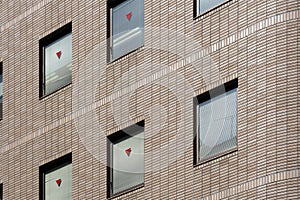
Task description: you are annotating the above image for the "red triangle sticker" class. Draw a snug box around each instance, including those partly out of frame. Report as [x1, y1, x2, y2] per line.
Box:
[125, 148, 131, 156]
[56, 179, 62, 187]
[56, 51, 62, 59]
[126, 12, 132, 21]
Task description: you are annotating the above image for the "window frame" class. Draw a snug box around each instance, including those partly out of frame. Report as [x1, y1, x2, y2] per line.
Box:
[39, 23, 72, 99]
[0, 183, 2, 200]
[39, 153, 72, 200]
[107, 0, 144, 63]
[107, 121, 145, 198]
[193, 79, 238, 165]
[193, 0, 232, 18]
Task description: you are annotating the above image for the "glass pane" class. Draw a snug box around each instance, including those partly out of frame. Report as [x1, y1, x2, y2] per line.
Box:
[199, 0, 226, 15]
[44, 33, 72, 95]
[113, 132, 144, 194]
[198, 89, 237, 161]
[45, 164, 72, 200]
[112, 0, 144, 60]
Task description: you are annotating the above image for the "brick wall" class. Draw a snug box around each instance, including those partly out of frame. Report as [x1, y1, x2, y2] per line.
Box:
[0, 0, 299, 199]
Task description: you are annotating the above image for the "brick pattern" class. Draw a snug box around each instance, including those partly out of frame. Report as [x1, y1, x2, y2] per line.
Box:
[0, 0, 299, 199]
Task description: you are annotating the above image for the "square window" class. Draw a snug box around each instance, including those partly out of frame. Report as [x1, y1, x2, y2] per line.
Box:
[194, 0, 229, 17]
[39, 153, 72, 200]
[0, 62, 2, 120]
[107, 121, 144, 197]
[194, 79, 238, 164]
[108, 0, 144, 62]
[39, 23, 72, 97]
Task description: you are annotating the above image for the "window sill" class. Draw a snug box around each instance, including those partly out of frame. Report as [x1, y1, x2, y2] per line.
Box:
[107, 45, 144, 65]
[108, 183, 144, 200]
[39, 82, 72, 100]
[194, 147, 238, 167]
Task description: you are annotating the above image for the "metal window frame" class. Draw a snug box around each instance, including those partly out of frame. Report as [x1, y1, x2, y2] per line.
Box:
[193, 79, 238, 166]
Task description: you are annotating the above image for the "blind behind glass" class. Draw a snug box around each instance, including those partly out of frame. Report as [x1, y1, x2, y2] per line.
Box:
[198, 89, 237, 161]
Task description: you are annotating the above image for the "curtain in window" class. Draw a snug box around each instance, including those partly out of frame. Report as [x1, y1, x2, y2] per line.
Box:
[198, 89, 237, 161]
[44, 34, 72, 95]
[112, 0, 144, 60]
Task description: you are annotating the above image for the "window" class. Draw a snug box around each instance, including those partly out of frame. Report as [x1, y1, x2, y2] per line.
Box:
[39, 153, 72, 200]
[194, 79, 238, 164]
[0, 62, 2, 119]
[0, 183, 2, 200]
[107, 0, 144, 62]
[194, 0, 229, 16]
[39, 23, 72, 97]
[107, 121, 144, 197]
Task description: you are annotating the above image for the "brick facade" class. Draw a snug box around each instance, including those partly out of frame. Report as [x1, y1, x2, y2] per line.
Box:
[0, 0, 299, 199]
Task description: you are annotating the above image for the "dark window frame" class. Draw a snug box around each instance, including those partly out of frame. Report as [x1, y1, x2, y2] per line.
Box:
[39, 153, 72, 200]
[107, 120, 145, 199]
[193, 0, 232, 18]
[193, 79, 238, 166]
[39, 23, 72, 99]
[0, 183, 3, 200]
[106, 0, 144, 63]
